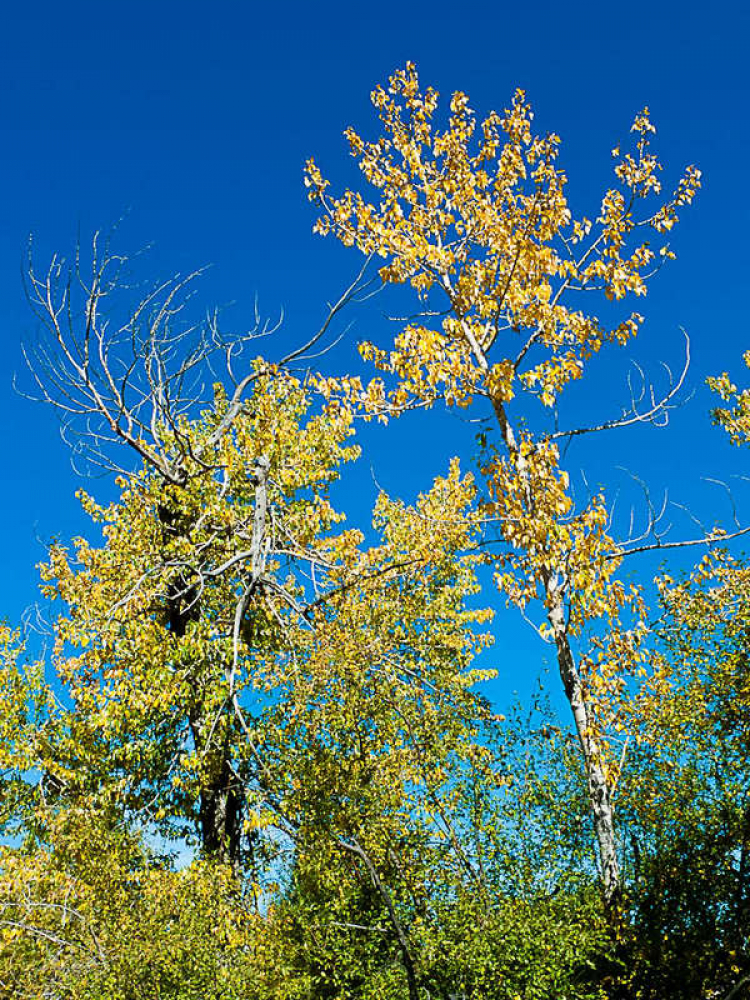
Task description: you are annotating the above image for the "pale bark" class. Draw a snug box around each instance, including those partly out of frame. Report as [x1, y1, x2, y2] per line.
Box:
[494, 390, 621, 904]
[546, 585, 620, 903]
[461, 307, 622, 901]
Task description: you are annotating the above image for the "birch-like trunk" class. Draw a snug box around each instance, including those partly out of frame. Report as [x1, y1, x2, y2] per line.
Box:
[492, 397, 621, 905]
[547, 586, 620, 904]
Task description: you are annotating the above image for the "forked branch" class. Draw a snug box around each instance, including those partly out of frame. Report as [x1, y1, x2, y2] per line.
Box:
[18, 231, 374, 481]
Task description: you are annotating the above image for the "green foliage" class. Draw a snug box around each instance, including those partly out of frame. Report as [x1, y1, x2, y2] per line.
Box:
[6, 61, 750, 998]
[0, 627, 50, 835]
[613, 553, 750, 998]
[0, 809, 259, 999]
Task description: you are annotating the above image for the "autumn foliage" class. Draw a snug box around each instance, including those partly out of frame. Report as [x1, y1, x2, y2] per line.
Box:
[2, 64, 748, 1000]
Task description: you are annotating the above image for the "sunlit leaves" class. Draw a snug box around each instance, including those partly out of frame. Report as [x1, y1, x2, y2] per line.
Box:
[306, 64, 700, 903]
[306, 62, 698, 416]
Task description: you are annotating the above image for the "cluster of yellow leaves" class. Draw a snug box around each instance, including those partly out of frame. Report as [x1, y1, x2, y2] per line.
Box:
[0, 628, 46, 778]
[645, 551, 750, 741]
[619, 548, 750, 837]
[35, 353, 497, 869]
[37, 367, 361, 811]
[261, 459, 496, 839]
[306, 62, 700, 415]
[708, 349, 750, 446]
[0, 809, 266, 999]
[482, 435, 637, 632]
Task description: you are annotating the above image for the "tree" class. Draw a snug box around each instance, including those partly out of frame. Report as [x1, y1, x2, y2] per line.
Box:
[613, 347, 750, 995]
[305, 61, 701, 905]
[37, 435, 498, 998]
[37, 363, 361, 866]
[17, 234, 381, 864]
[611, 547, 750, 998]
[10, 232, 525, 999]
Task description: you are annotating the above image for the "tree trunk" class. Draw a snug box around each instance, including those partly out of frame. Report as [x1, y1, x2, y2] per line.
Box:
[189, 713, 243, 867]
[159, 501, 243, 869]
[547, 587, 620, 905]
[492, 396, 621, 905]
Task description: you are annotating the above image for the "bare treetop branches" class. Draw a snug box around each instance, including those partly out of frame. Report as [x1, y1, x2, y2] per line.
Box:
[19, 229, 375, 482]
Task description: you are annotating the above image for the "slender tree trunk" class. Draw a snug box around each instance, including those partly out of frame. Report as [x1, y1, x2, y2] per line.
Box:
[547, 586, 620, 904]
[453, 314, 623, 903]
[342, 838, 420, 1000]
[492, 396, 621, 905]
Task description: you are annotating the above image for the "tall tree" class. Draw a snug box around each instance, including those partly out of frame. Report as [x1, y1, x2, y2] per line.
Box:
[12, 232, 517, 999]
[18, 234, 373, 864]
[305, 62, 701, 904]
[38, 365, 360, 864]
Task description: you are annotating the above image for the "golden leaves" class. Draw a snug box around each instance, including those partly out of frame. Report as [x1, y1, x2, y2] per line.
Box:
[307, 64, 698, 440]
[708, 350, 750, 447]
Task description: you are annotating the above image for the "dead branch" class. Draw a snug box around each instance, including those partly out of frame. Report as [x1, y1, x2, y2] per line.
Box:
[17, 230, 374, 481]
[551, 329, 691, 446]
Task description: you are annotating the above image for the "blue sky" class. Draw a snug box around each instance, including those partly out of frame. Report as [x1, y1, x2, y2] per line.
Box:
[1, 0, 749, 705]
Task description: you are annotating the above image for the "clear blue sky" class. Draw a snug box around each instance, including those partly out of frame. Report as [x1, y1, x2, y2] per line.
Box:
[1, 0, 749, 705]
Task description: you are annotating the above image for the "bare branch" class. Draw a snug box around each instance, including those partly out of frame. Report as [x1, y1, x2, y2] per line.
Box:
[550, 330, 691, 444]
[18, 230, 374, 481]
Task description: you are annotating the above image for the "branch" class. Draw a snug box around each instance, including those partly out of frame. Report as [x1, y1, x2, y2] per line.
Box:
[337, 836, 420, 1000]
[550, 329, 691, 444]
[19, 231, 374, 480]
[614, 524, 750, 560]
